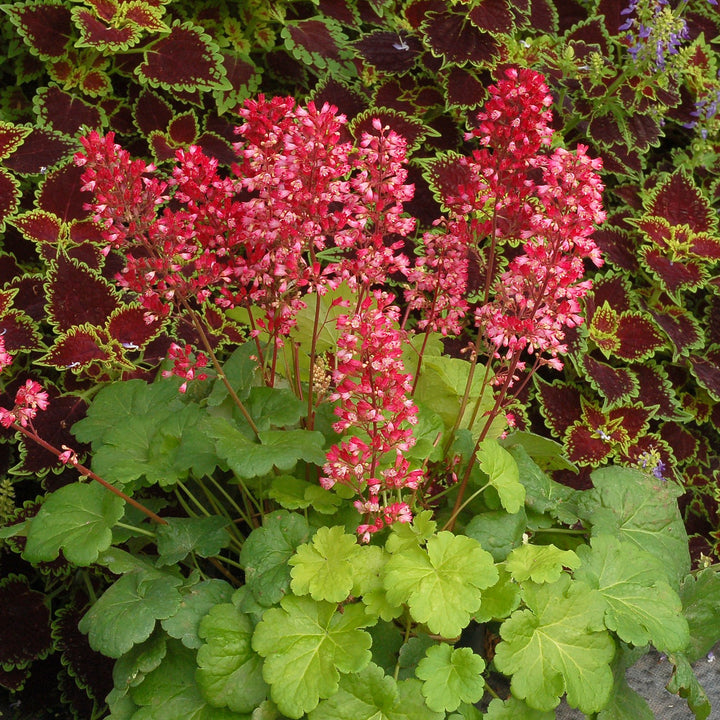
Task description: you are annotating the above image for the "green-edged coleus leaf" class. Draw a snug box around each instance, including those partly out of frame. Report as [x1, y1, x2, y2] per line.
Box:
[0, 121, 31, 159]
[493, 574, 615, 713]
[582, 353, 638, 404]
[444, 66, 487, 109]
[587, 302, 665, 361]
[79, 568, 183, 658]
[160, 579, 233, 650]
[72, 6, 142, 52]
[592, 225, 641, 272]
[646, 302, 704, 357]
[128, 640, 248, 719]
[421, 151, 473, 213]
[468, 0, 515, 34]
[534, 377, 584, 439]
[3, 127, 75, 175]
[36, 162, 92, 221]
[23, 482, 124, 566]
[252, 595, 373, 718]
[239, 510, 311, 607]
[196, 603, 268, 713]
[575, 535, 689, 652]
[3, 0, 74, 60]
[214, 51, 262, 116]
[0, 168, 21, 233]
[644, 169, 716, 233]
[106, 305, 163, 352]
[579, 466, 690, 586]
[416, 644, 485, 712]
[289, 526, 364, 603]
[137, 20, 230, 92]
[280, 16, 355, 76]
[45, 255, 120, 331]
[39, 323, 114, 370]
[0, 574, 53, 671]
[155, 516, 230, 566]
[632, 362, 678, 419]
[505, 544, 581, 584]
[12, 209, 62, 244]
[384, 531, 498, 638]
[308, 662, 443, 720]
[353, 30, 421, 73]
[350, 107, 436, 154]
[688, 347, 720, 401]
[420, 5, 500, 66]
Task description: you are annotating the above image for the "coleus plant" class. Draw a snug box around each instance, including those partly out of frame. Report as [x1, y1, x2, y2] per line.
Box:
[1, 68, 719, 720]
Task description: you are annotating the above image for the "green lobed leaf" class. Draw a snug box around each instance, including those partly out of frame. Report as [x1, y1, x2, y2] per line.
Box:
[23, 482, 124, 566]
[679, 568, 720, 662]
[289, 526, 363, 602]
[244, 386, 307, 431]
[160, 579, 234, 650]
[385, 510, 437, 554]
[464, 507, 526, 562]
[155, 516, 230, 566]
[415, 644, 485, 712]
[307, 662, 442, 720]
[267, 475, 341, 514]
[580, 466, 690, 586]
[596, 644, 654, 720]
[504, 543, 581, 584]
[252, 595, 373, 718]
[79, 570, 183, 658]
[384, 532, 498, 638]
[476, 438, 525, 513]
[666, 652, 711, 720]
[239, 510, 310, 607]
[108, 632, 168, 705]
[207, 342, 258, 407]
[474, 567, 522, 623]
[351, 545, 403, 622]
[575, 535, 689, 652]
[196, 603, 268, 713]
[493, 574, 615, 713]
[483, 696, 555, 719]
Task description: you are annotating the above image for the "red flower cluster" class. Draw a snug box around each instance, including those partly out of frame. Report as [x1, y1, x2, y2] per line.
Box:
[0, 379, 49, 429]
[321, 292, 421, 541]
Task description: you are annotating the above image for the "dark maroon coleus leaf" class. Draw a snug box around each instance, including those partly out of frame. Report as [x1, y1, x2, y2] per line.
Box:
[648, 170, 715, 233]
[688, 348, 720, 401]
[632, 363, 678, 419]
[647, 303, 704, 356]
[37, 163, 93, 223]
[0, 575, 53, 669]
[468, 0, 515, 35]
[582, 353, 638, 404]
[149, 131, 177, 162]
[444, 66, 487, 108]
[0, 122, 31, 159]
[12, 210, 62, 244]
[0, 311, 43, 353]
[282, 17, 348, 71]
[134, 89, 174, 137]
[624, 113, 661, 153]
[106, 306, 162, 349]
[46, 256, 120, 331]
[137, 21, 228, 91]
[40, 326, 114, 371]
[423, 152, 474, 211]
[5, 1, 74, 59]
[353, 31, 421, 72]
[421, 8, 500, 64]
[588, 112, 625, 147]
[0, 169, 21, 233]
[592, 226, 640, 271]
[195, 132, 237, 167]
[534, 376, 584, 437]
[72, 7, 140, 51]
[659, 421, 699, 464]
[168, 112, 198, 146]
[2, 128, 75, 175]
[52, 600, 113, 703]
[0, 665, 30, 692]
[585, 273, 633, 316]
[613, 311, 666, 361]
[641, 248, 705, 295]
[350, 108, 430, 152]
[124, 3, 168, 31]
[34, 86, 105, 137]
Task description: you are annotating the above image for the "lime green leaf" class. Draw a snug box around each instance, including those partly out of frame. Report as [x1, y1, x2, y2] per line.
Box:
[267, 475, 341, 514]
[465, 508, 526, 562]
[307, 662, 442, 720]
[209, 418, 326, 477]
[245, 386, 307, 430]
[581, 466, 690, 586]
[501, 430, 577, 472]
[505, 543, 581, 584]
[352, 545, 403, 622]
[23, 482, 124, 566]
[79, 571, 183, 658]
[666, 652, 711, 720]
[384, 532, 498, 638]
[575, 535, 689, 652]
[156, 516, 230, 566]
[161, 579, 233, 649]
[197, 603, 268, 713]
[406, 403, 445, 463]
[289, 526, 363, 602]
[474, 567, 521, 623]
[207, 343, 258, 407]
[129, 640, 246, 720]
[494, 574, 614, 713]
[596, 645, 654, 720]
[290, 284, 353, 355]
[240, 510, 310, 606]
[448, 702, 484, 720]
[416, 644, 485, 712]
[679, 568, 720, 662]
[477, 438, 525, 513]
[385, 510, 437, 554]
[252, 596, 373, 718]
[483, 696, 555, 719]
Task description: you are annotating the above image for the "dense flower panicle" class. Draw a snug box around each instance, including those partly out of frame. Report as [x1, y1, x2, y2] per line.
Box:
[161, 343, 209, 393]
[321, 292, 422, 540]
[405, 219, 471, 336]
[0, 336, 12, 372]
[0, 380, 50, 428]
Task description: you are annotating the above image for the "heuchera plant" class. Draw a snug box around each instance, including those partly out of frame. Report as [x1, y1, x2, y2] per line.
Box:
[2, 67, 719, 720]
